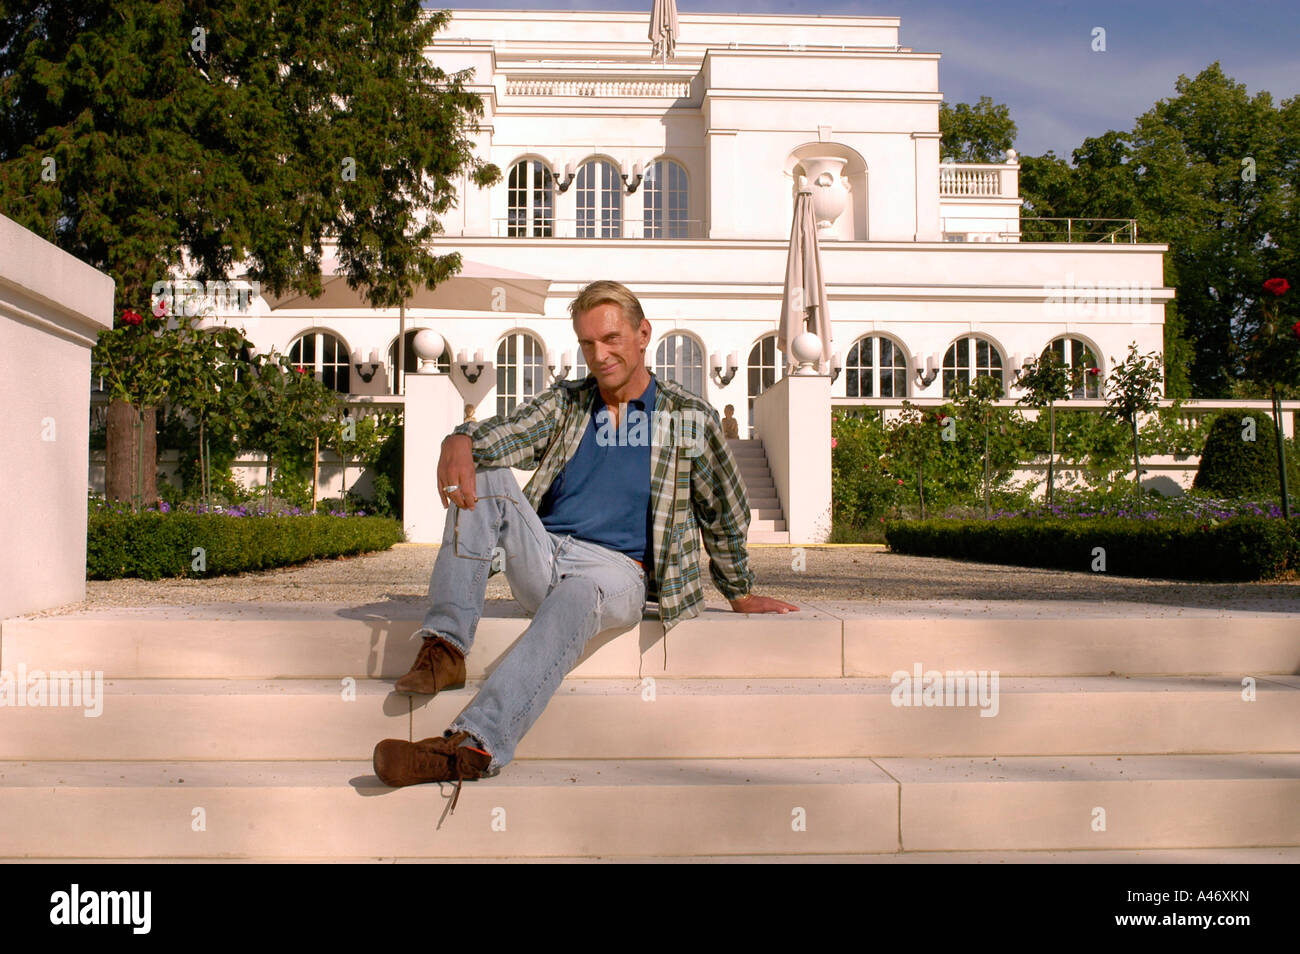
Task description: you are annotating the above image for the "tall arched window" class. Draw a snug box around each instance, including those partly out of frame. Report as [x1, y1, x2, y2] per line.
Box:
[643, 159, 688, 238]
[1048, 336, 1102, 399]
[289, 330, 351, 393]
[844, 335, 908, 398]
[747, 334, 789, 432]
[496, 331, 546, 416]
[655, 333, 705, 396]
[388, 330, 449, 394]
[507, 160, 554, 237]
[576, 159, 622, 238]
[942, 336, 1003, 398]
[572, 351, 588, 380]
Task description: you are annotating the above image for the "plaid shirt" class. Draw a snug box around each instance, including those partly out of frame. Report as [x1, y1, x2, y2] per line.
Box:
[452, 370, 755, 634]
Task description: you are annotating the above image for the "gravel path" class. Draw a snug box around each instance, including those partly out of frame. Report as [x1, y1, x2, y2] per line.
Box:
[19, 543, 1299, 618]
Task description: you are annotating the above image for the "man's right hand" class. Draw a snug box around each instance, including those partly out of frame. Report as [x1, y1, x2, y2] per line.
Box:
[438, 433, 478, 510]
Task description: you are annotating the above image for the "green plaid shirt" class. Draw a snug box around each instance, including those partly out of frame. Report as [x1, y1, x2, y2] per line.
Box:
[452, 370, 755, 633]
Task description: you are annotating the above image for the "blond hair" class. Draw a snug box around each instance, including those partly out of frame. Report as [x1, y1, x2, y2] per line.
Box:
[569, 280, 645, 329]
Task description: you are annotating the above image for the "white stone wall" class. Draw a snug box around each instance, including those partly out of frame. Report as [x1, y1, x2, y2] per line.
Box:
[1, 214, 114, 619]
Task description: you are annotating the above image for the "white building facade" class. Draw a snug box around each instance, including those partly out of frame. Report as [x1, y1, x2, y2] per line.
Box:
[236, 8, 1172, 438]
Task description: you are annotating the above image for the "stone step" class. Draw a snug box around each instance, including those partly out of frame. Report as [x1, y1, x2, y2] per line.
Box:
[748, 518, 786, 532]
[3, 677, 1297, 762]
[747, 530, 792, 544]
[747, 494, 781, 508]
[2, 754, 1295, 857]
[6, 602, 1299, 679]
[11, 847, 1300, 863]
[750, 508, 783, 520]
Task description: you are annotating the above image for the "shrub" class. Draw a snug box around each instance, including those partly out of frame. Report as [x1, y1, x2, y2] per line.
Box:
[1193, 411, 1300, 499]
[87, 511, 405, 580]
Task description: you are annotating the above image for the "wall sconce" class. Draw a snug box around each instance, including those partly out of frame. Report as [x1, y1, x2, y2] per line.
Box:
[352, 347, 381, 383]
[829, 350, 842, 384]
[914, 351, 940, 389]
[710, 350, 739, 387]
[552, 161, 576, 194]
[621, 160, 644, 194]
[457, 348, 486, 384]
[546, 348, 573, 385]
[1009, 352, 1026, 388]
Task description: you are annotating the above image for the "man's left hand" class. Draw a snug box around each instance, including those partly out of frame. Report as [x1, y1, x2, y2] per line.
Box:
[728, 593, 799, 614]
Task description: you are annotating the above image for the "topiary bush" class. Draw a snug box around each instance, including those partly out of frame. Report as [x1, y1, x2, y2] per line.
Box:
[1193, 411, 1300, 499]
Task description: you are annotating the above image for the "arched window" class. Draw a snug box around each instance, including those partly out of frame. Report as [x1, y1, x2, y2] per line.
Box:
[747, 334, 789, 432]
[572, 350, 588, 380]
[576, 159, 622, 238]
[496, 331, 546, 416]
[288, 330, 351, 393]
[507, 160, 554, 237]
[1048, 336, 1102, 399]
[643, 159, 688, 238]
[942, 336, 1003, 398]
[844, 335, 908, 398]
[655, 333, 705, 396]
[388, 330, 449, 394]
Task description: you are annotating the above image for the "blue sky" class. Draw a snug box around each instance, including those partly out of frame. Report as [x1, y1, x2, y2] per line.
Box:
[432, 0, 1300, 160]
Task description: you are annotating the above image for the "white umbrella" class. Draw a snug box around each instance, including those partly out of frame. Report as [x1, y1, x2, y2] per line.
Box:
[263, 258, 551, 315]
[649, 0, 679, 64]
[777, 190, 832, 374]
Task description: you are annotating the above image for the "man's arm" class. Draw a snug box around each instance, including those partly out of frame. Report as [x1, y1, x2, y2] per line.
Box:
[690, 408, 798, 615]
[438, 387, 564, 510]
[451, 387, 564, 471]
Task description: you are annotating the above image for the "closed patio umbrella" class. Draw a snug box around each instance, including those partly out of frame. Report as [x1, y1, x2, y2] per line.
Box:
[649, 0, 679, 64]
[777, 190, 832, 374]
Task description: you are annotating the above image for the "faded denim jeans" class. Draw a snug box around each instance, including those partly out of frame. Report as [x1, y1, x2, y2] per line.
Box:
[415, 466, 647, 772]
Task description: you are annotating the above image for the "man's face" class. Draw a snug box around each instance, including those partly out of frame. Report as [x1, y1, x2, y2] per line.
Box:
[573, 302, 651, 392]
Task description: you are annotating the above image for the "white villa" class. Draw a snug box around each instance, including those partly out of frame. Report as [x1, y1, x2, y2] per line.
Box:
[232, 7, 1171, 431]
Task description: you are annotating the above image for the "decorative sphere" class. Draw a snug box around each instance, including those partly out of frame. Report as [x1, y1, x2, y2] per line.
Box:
[792, 331, 823, 365]
[411, 329, 444, 361]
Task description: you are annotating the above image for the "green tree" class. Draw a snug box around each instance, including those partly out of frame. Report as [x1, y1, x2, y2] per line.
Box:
[951, 373, 1006, 517]
[1014, 349, 1096, 506]
[1020, 64, 1298, 399]
[0, 1, 502, 495]
[939, 96, 1017, 162]
[1101, 343, 1165, 507]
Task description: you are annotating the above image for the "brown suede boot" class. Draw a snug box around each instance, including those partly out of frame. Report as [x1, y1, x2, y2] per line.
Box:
[372, 731, 493, 811]
[394, 635, 466, 695]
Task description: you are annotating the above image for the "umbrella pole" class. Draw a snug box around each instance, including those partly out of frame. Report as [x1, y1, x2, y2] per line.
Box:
[398, 301, 406, 396]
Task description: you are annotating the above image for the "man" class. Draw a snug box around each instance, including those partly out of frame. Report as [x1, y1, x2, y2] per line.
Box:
[372, 280, 797, 808]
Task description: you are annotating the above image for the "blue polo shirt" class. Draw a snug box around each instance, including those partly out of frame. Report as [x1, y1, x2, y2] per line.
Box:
[538, 375, 655, 573]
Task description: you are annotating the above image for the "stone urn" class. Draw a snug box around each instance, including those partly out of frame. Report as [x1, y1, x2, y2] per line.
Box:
[797, 156, 850, 232]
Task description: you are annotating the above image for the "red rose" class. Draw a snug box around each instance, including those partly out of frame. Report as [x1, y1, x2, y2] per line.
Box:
[1263, 277, 1289, 297]
[1293, 320, 1300, 340]
[1087, 367, 1099, 376]
[120, 309, 143, 326]
[295, 365, 306, 374]
[897, 478, 904, 485]
[831, 437, 838, 449]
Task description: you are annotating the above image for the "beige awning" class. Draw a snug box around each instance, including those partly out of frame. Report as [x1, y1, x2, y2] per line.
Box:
[263, 258, 551, 315]
[777, 190, 832, 373]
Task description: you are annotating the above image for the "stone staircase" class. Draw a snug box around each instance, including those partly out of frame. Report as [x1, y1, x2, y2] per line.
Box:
[728, 437, 789, 543]
[1, 599, 1298, 861]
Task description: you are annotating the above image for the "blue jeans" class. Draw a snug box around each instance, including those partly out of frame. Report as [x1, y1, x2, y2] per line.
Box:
[415, 466, 647, 773]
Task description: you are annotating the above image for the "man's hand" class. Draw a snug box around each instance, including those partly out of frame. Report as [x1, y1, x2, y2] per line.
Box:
[437, 433, 478, 510]
[728, 593, 798, 614]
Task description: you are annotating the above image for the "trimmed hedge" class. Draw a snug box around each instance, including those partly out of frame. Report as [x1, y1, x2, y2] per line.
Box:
[1193, 410, 1300, 499]
[884, 515, 1300, 581]
[88, 512, 405, 580]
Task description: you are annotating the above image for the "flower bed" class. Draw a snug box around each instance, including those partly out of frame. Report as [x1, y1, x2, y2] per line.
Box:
[88, 507, 404, 580]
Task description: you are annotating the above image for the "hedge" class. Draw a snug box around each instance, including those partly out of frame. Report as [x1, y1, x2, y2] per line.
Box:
[884, 515, 1300, 581]
[88, 512, 405, 580]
